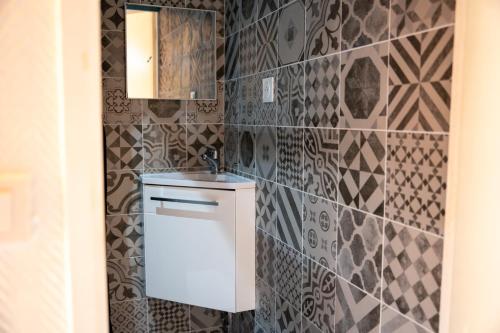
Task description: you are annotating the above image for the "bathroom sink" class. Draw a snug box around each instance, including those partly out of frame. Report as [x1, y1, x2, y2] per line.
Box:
[141, 171, 255, 190]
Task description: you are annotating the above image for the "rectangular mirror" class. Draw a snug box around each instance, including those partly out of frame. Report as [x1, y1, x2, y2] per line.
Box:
[125, 4, 216, 100]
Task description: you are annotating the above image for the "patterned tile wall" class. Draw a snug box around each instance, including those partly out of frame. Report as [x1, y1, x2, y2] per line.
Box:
[101, 0, 228, 331]
[225, 0, 455, 332]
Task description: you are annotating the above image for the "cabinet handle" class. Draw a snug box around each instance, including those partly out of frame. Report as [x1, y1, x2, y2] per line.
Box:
[150, 197, 219, 207]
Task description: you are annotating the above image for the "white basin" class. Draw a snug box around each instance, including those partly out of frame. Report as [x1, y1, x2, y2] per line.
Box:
[141, 171, 255, 190]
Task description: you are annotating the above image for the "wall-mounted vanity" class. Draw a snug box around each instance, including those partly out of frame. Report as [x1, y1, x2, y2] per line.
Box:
[141, 172, 256, 313]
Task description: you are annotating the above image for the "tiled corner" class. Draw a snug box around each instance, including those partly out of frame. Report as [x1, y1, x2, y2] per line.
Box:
[148, 298, 190, 333]
[277, 63, 305, 127]
[277, 184, 303, 251]
[302, 194, 337, 271]
[382, 221, 443, 332]
[338, 130, 386, 217]
[302, 256, 336, 333]
[256, 228, 276, 287]
[386, 132, 448, 235]
[106, 170, 142, 215]
[275, 241, 302, 310]
[390, 0, 455, 37]
[304, 54, 340, 128]
[255, 278, 276, 332]
[337, 206, 383, 298]
[143, 124, 187, 170]
[334, 278, 380, 333]
[187, 124, 224, 168]
[256, 179, 277, 235]
[239, 126, 255, 174]
[255, 126, 277, 181]
[107, 257, 145, 302]
[276, 295, 301, 332]
[103, 77, 142, 125]
[341, 0, 389, 50]
[304, 128, 338, 201]
[277, 127, 304, 190]
[110, 299, 148, 333]
[106, 214, 144, 259]
[340, 43, 388, 130]
[388, 27, 453, 132]
[305, 0, 341, 59]
[187, 82, 224, 124]
[278, 0, 305, 66]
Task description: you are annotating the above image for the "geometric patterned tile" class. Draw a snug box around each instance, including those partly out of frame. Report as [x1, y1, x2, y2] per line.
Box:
[225, 33, 240, 80]
[103, 77, 142, 125]
[256, 12, 278, 72]
[102, 0, 125, 31]
[302, 194, 337, 271]
[302, 256, 336, 333]
[341, 0, 389, 50]
[110, 299, 148, 333]
[340, 43, 388, 130]
[278, 0, 305, 66]
[259, 0, 278, 18]
[105, 125, 143, 171]
[102, 30, 125, 77]
[305, 0, 341, 59]
[277, 127, 303, 190]
[302, 316, 323, 333]
[225, 80, 239, 124]
[217, 38, 225, 80]
[229, 311, 256, 333]
[275, 241, 302, 310]
[186, 124, 224, 168]
[240, 24, 257, 76]
[256, 228, 276, 289]
[147, 298, 190, 333]
[106, 170, 142, 215]
[277, 63, 305, 127]
[335, 279, 380, 333]
[380, 305, 427, 333]
[187, 82, 224, 124]
[277, 184, 303, 251]
[239, 75, 257, 125]
[255, 126, 276, 181]
[339, 130, 386, 217]
[107, 257, 145, 302]
[143, 124, 187, 170]
[256, 179, 277, 235]
[190, 306, 226, 330]
[106, 214, 144, 260]
[276, 295, 301, 333]
[382, 221, 443, 332]
[225, 0, 239, 35]
[240, 0, 257, 28]
[304, 128, 338, 201]
[337, 206, 383, 298]
[224, 125, 239, 170]
[386, 132, 448, 236]
[304, 54, 340, 127]
[390, 0, 455, 37]
[255, 278, 276, 333]
[239, 126, 255, 174]
[388, 27, 453, 132]
[143, 100, 186, 125]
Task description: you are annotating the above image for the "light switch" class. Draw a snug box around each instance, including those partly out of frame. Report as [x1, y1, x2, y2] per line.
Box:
[262, 77, 274, 103]
[0, 191, 12, 233]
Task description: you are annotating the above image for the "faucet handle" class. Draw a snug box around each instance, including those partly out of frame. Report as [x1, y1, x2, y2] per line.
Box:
[205, 147, 218, 159]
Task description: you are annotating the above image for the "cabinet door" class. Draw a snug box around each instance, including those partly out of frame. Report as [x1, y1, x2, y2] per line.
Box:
[143, 185, 236, 312]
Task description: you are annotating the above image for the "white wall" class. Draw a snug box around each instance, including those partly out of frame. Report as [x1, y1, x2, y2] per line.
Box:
[441, 0, 500, 332]
[0, 1, 107, 332]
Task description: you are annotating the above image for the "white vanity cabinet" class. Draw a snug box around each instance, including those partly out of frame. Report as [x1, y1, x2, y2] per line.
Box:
[141, 172, 255, 313]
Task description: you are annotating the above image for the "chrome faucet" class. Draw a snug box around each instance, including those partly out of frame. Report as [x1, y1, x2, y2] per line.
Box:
[201, 148, 219, 174]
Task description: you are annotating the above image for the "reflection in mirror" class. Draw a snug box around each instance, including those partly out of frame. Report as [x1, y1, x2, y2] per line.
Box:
[125, 4, 216, 100]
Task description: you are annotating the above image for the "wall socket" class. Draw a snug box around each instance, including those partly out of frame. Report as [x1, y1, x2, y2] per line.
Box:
[262, 77, 274, 103]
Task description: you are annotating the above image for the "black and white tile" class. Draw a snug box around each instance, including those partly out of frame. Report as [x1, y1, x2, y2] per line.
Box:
[302, 256, 336, 333]
[239, 75, 257, 124]
[302, 194, 337, 271]
[337, 206, 383, 298]
[275, 242, 302, 310]
[305, 0, 341, 59]
[277, 127, 303, 190]
[256, 228, 276, 287]
[339, 130, 386, 217]
[103, 77, 142, 125]
[276, 295, 301, 332]
[187, 124, 224, 168]
[224, 125, 239, 170]
[277, 184, 303, 251]
[105, 125, 143, 171]
[225, 80, 239, 124]
[187, 82, 224, 124]
[240, 0, 258, 28]
[107, 257, 145, 302]
[256, 12, 278, 72]
[382, 221, 443, 332]
[259, 0, 278, 18]
[239, 126, 255, 174]
[278, 0, 305, 66]
[256, 179, 277, 235]
[255, 278, 276, 332]
[226, 0, 240, 35]
[143, 124, 187, 170]
[380, 305, 427, 333]
[255, 126, 277, 181]
[102, 30, 125, 77]
[102, 0, 125, 31]
[277, 63, 305, 127]
[304, 54, 340, 128]
[106, 214, 143, 260]
[110, 299, 148, 333]
[143, 100, 186, 125]
[226, 33, 240, 80]
[148, 298, 190, 333]
[190, 306, 226, 330]
[106, 170, 142, 215]
[186, 0, 225, 38]
[240, 24, 257, 76]
[304, 128, 338, 201]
